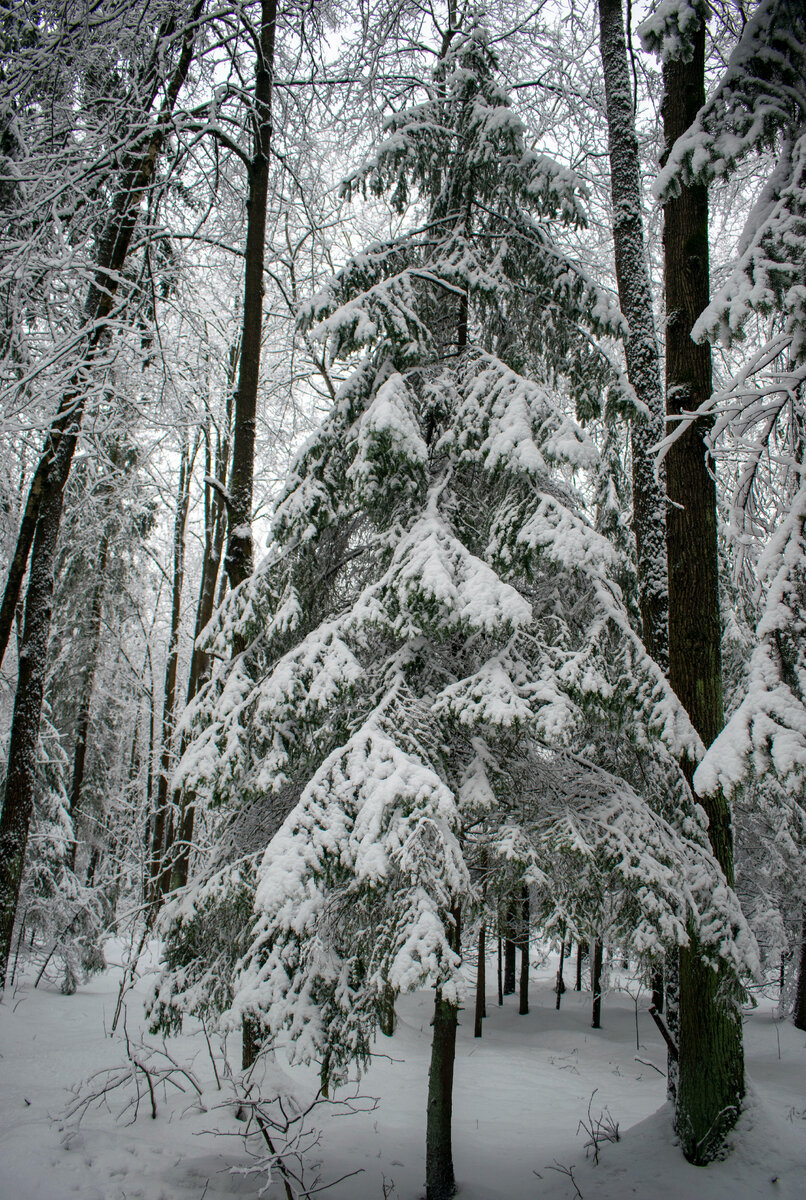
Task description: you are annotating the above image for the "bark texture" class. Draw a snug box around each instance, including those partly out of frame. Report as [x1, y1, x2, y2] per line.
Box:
[591, 938, 603, 1029]
[474, 922, 485, 1037]
[225, 0, 277, 592]
[66, 533, 110, 871]
[519, 888, 530, 1016]
[576, 940, 586, 991]
[148, 433, 194, 906]
[662, 18, 744, 1163]
[426, 990, 458, 1200]
[599, 0, 668, 670]
[504, 931, 516, 995]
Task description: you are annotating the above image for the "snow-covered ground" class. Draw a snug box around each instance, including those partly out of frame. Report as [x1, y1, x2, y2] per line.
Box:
[1, 941, 803, 1199]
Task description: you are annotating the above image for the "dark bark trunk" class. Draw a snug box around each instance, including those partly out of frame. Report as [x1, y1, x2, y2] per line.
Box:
[242, 1014, 260, 1070]
[0, 457, 66, 985]
[793, 910, 806, 1031]
[378, 982, 397, 1037]
[426, 904, 460, 1200]
[591, 939, 604, 1029]
[85, 846, 100, 888]
[504, 937, 516, 995]
[598, 0, 668, 670]
[0, 456, 54, 672]
[518, 945, 529, 1015]
[66, 534, 110, 872]
[225, 0, 277, 593]
[0, 9, 203, 985]
[519, 889, 530, 1015]
[474, 922, 485, 1037]
[555, 937, 567, 1011]
[665, 950, 680, 1102]
[662, 17, 744, 1163]
[497, 934, 503, 1006]
[173, 362, 235, 890]
[651, 968, 664, 1015]
[576, 940, 587, 992]
[148, 434, 194, 907]
[426, 989, 458, 1200]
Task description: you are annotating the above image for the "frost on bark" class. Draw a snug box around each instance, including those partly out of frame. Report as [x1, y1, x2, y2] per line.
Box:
[598, 0, 678, 1092]
[598, 0, 668, 671]
[224, 0, 277, 593]
[0, 453, 67, 985]
[662, 14, 745, 1164]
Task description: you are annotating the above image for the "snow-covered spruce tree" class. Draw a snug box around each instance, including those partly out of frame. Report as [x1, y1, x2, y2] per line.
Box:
[154, 27, 752, 1199]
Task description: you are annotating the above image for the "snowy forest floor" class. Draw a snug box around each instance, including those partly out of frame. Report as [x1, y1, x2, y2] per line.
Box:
[1, 940, 804, 1200]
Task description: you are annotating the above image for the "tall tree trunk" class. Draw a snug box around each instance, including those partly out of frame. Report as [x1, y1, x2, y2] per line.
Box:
[148, 432, 194, 906]
[662, 16, 744, 1163]
[378, 982, 397, 1037]
[503, 896, 516, 995]
[224, 0, 277, 593]
[66, 533, 110, 871]
[519, 887, 529, 1016]
[217, 0, 276, 1069]
[598, 0, 668, 671]
[497, 933, 503, 1006]
[474, 921, 485, 1037]
[555, 935, 566, 1011]
[793, 909, 806, 1031]
[426, 905, 460, 1200]
[591, 939, 604, 1029]
[426, 989, 458, 1200]
[0, 8, 203, 986]
[173, 359, 235, 889]
[576, 940, 587, 991]
[504, 937, 516, 995]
